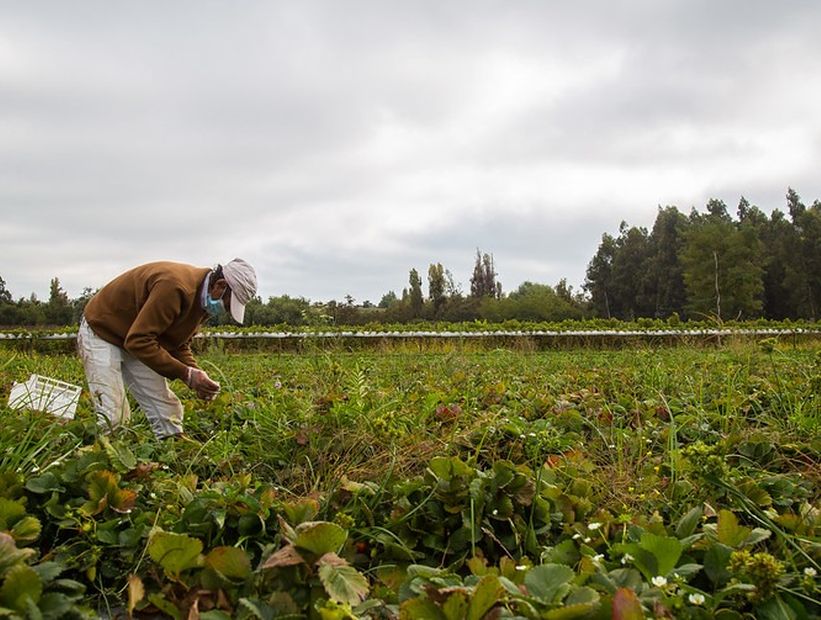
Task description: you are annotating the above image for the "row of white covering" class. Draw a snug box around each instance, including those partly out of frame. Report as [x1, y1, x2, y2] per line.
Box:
[0, 328, 817, 340]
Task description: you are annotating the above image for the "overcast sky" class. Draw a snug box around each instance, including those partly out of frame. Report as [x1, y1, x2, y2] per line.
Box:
[2, 1, 820, 304]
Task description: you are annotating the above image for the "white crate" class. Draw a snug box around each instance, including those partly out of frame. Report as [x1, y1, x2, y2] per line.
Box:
[8, 374, 81, 419]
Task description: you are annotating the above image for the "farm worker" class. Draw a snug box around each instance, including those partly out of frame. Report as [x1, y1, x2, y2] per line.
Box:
[77, 259, 257, 439]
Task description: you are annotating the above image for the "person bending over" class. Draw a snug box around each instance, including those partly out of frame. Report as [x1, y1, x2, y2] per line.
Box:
[78, 258, 257, 439]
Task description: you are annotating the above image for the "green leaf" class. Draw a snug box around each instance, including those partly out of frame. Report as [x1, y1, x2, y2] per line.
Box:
[565, 586, 599, 606]
[238, 513, 264, 536]
[638, 532, 682, 577]
[429, 456, 473, 482]
[10, 515, 41, 544]
[99, 436, 137, 472]
[199, 611, 233, 620]
[317, 558, 369, 605]
[743, 528, 772, 546]
[524, 564, 575, 603]
[37, 592, 74, 618]
[50, 578, 85, 595]
[756, 594, 801, 620]
[672, 563, 702, 579]
[716, 510, 750, 547]
[467, 574, 504, 620]
[491, 461, 516, 488]
[442, 590, 469, 620]
[118, 525, 145, 547]
[317, 599, 357, 620]
[400, 598, 447, 620]
[669, 480, 694, 501]
[675, 506, 702, 538]
[147, 530, 203, 580]
[31, 561, 62, 584]
[23, 597, 41, 620]
[679, 533, 703, 549]
[205, 546, 252, 580]
[545, 603, 600, 619]
[0, 498, 25, 530]
[254, 592, 300, 617]
[79, 470, 115, 516]
[742, 484, 773, 507]
[24, 472, 64, 495]
[542, 539, 581, 565]
[542, 587, 601, 619]
[0, 472, 24, 499]
[704, 543, 733, 587]
[0, 564, 42, 612]
[238, 597, 277, 620]
[466, 556, 491, 577]
[147, 593, 183, 620]
[96, 523, 119, 545]
[615, 543, 652, 581]
[612, 568, 644, 590]
[293, 521, 347, 556]
[212, 509, 227, 530]
[612, 588, 644, 620]
[79, 501, 105, 517]
[282, 498, 319, 525]
[78, 470, 136, 515]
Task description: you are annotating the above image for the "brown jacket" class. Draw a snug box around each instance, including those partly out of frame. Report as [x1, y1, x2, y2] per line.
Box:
[83, 262, 211, 381]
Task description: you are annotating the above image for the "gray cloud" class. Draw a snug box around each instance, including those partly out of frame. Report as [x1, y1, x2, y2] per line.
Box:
[1, 1, 820, 304]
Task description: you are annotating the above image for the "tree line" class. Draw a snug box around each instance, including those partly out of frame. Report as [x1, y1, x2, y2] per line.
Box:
[585, 188, 820, 321]
[1, 188, 818, 327]
[0, 277, 93, 327]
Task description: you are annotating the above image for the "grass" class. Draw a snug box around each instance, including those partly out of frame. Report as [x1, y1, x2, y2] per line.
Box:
[0, 338, 818, 616]
[1, 339, 817, 502]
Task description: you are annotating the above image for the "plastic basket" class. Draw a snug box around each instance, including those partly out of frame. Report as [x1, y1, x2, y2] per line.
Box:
[8, 374, 81, 420]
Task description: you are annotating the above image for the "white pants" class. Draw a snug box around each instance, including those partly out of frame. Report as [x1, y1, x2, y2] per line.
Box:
[77, 318, 183, 438]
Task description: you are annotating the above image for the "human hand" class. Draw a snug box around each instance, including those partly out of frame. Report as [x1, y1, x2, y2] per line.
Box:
[185, 367, 221, 400]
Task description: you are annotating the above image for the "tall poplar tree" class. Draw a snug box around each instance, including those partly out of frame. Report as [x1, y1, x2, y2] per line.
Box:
[427, 263, 446, 316]
[45, 277, 73, 325]
[470, 250, 501, 299]
[408, 268, 423, 318]
[0, 276, 11, 304]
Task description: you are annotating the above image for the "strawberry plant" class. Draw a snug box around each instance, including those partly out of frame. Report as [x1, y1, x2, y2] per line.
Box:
[0, 340, 818, 616]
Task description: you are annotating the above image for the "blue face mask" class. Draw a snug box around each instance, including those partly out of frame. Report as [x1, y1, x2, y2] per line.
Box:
[205, 295, 225, 317]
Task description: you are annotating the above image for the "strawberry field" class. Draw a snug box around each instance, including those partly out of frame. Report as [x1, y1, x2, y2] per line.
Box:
[0, 338, 818, 619]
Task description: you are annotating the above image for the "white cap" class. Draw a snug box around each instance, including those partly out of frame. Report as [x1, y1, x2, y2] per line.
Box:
[222, 258, 257, 324]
